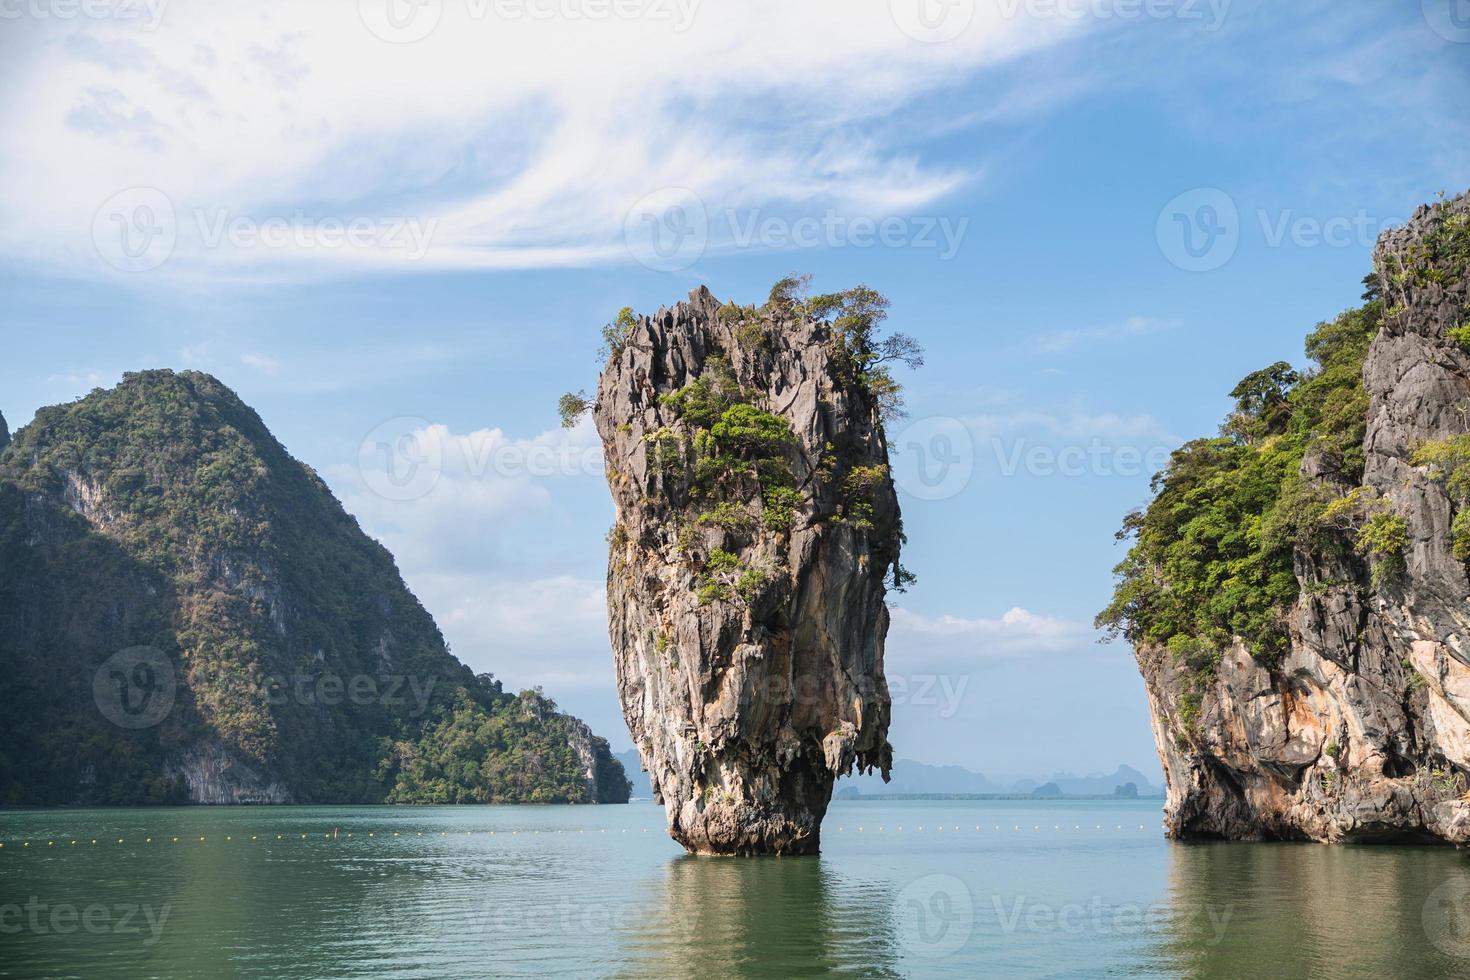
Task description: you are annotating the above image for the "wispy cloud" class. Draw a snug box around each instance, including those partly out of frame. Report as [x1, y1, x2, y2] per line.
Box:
[1033, 316, 1179, 353]
[0, 2, 1088, 282]
[961, 407, 1176, 444]
[239, 352, 279, 373]
[330, 415, 611, 693]
[889, 606, 1095, 660]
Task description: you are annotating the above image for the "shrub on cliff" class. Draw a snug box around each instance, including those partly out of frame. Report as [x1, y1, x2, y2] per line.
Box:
[1098, 298, 1383, 668]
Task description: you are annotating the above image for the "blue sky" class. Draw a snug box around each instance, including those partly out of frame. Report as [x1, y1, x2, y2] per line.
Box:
[1, 0, 1466, 781]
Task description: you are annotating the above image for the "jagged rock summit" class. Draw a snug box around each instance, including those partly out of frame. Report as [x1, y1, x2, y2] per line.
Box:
[1108, 190, 1470, 842]
[594, 284, 907, 854]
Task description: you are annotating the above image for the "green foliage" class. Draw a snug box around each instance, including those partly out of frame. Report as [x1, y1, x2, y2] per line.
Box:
[735, 566, 768, 603]
[658, 359, 797, 507]
[1413, 434, 1470, 559]
[1225, 362, 1298, 442]
[382, 689, 630, 804]
[1379, 204, 1470, 310]
[1177, 690, 1203, 733]
[1356, 511, 1409, 587]
[0, 371, 629, 806]
[1098, 302, 1383, 671]
[707, 549, 741, 573]
[658, 356, 745, 428]
[558, 390, 592, 429]
[765, 272, 812, 315]
[840, 464, 890, 531]
[645, 427, 685, 478]
[1449, 324, 1470, 352]
[807, 284, 923, 421]
[606, 523, 629, 550]
[599, 306, 638, 361]
[760, 485, 803, 534]
[709, 403, 796, 454]
[607, 277, 913, 608]
[886, 561, 917, 593]
[1412, 434, 1470, 505]
[697, 501, 754, 534]
[695, 549, 764, 605]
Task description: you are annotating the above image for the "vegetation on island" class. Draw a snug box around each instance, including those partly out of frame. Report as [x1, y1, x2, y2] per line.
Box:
[380, 687, 629, 804]
[1096, 284, 1384, 674]
[0, 371, 628, 806]
[562, 276, 921, 602]
[1101, 198, 1470, 692]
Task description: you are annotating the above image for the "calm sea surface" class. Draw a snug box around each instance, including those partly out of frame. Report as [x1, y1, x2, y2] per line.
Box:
[2, 799, 1468, 978]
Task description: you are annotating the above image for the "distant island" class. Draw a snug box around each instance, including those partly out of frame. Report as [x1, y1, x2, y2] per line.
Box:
[0, 372, 629, 807]
[616, 750, 1161, 800]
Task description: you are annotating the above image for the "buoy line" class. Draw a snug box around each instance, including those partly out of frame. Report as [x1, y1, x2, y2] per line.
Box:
[0, 822, 1158, 850]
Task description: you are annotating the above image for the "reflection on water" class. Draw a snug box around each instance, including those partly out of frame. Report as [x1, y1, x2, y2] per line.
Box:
[1156, 842, 1470, 978]
[618, 856, 900, 978]
[4, 802, 1470, 977]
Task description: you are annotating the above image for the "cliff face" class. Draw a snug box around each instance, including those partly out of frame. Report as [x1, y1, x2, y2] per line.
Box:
[1131, 192, 1470, 842]
[595, 286, 903, 854]
[0, 371, 628, 806]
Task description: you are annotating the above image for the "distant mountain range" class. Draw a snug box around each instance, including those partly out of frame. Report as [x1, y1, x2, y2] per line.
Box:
[616, 749, 1161, 800]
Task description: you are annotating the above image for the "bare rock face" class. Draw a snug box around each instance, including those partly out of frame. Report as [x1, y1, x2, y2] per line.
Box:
[1139, 191, 1470, 842]
[594, 286, 902, 855]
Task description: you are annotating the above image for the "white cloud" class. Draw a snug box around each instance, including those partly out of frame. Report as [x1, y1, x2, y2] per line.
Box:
[328, 414, 613, 694]
[961, 407, 1176, 444]
[0, 1, 1087, 282]
[415, 570, 612, 693]
[1032, 316, 1179, 353]
[888, 605, 1095, 661]
[45, 368, 109, 388]
[333, 416, 603, 572]
[239, 351, 279, 373]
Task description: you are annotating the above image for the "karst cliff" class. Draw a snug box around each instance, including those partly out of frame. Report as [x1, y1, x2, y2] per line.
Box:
[1103, 190, 1470, 841]
[590, 283, 910, 854]
[0, 371, 629, 806]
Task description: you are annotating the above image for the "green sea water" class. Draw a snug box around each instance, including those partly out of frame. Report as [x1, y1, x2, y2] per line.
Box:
[2, 799, 1468, 977]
